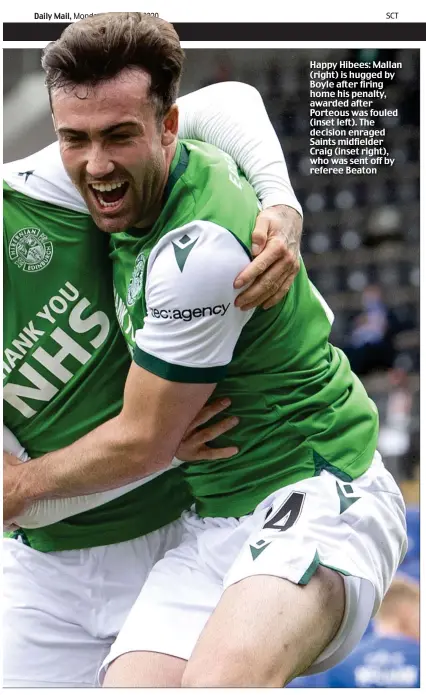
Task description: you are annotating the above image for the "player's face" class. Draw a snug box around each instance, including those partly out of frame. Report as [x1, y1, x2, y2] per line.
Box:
[52, 68, 177, 233]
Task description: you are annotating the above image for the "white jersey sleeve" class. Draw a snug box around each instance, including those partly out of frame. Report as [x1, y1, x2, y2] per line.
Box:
[3, 425, 30, 463]
[134, 222, 255, 383]
[178, 82, 302, 215]
[3, 143, 88, 213]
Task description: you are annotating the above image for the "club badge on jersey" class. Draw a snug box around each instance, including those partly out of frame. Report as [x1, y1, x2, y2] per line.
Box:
[127, 251, 146, 307]
[9, 227, 53, 273]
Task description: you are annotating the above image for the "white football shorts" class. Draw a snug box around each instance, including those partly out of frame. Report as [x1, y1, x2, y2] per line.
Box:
[3, 519, 184, 688]
[100, 451, 407, 681]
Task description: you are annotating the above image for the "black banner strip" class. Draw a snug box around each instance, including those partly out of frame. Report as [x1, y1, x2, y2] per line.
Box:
[3, 22, 426, 42]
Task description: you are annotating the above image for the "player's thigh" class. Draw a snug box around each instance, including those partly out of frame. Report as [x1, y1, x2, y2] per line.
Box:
[182, 567, 345, 687]
[3, 538, 112, 687]
[184, 453, 406, 686]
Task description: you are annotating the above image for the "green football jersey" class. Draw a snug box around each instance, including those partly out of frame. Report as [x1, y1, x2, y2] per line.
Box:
[110, 139, 379, 518]
[3, 154, 191, 551]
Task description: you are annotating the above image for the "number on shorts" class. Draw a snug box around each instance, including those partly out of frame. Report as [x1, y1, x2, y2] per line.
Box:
[263, 491, 305, 532]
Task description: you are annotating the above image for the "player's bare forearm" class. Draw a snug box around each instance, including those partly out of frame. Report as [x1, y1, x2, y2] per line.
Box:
[9, 363, 215, 506]
[4, 397, 238, 526]
[16, 417, 159, 502]
[3, 419, 167, 522]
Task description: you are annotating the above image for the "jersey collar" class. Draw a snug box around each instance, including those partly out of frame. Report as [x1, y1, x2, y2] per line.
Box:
[162, 140, 189, 205]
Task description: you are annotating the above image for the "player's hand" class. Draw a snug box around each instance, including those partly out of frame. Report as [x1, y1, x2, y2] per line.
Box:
[3, 452, 30, 525]
[234, 204, 302, 310]
[177, 398, 239, 461]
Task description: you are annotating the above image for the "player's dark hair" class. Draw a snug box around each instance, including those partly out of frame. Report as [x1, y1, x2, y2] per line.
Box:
[41, 12, 184, 119]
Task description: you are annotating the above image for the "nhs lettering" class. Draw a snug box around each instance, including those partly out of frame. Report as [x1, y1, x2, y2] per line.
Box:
[4, 282, 110, 418]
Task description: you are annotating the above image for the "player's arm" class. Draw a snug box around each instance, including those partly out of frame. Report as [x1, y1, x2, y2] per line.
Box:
[4, 378, 221, 516]
[4, 223, 251, 518]
[177, 81, 303, 307]
[178, 82, 301, 216]
[3, 402, 238, 528]
[4, 369, 214, 508]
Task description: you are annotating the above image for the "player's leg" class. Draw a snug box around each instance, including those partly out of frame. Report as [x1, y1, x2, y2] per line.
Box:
[103, 453, 406, 688]
[103, 514, 344, 688]
[182, 568, 344, 687]
[182, 451, 407, 687]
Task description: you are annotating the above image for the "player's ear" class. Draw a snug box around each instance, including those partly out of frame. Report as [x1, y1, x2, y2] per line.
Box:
[161, 104, 179, 147]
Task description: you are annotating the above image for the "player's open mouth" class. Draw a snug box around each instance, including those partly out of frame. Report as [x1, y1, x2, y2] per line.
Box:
[89, 181, 129, 213]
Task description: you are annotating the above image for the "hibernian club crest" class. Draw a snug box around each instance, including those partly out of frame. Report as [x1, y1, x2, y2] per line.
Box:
[127, 251, 146, 307]
[9, 227, 53, 273]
